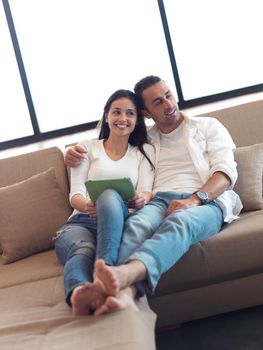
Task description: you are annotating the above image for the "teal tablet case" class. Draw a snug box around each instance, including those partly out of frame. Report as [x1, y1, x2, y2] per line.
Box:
[85, 177, 135, 201]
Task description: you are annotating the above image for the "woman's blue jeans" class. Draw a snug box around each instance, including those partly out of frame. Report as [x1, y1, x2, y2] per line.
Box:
[54, 189, 129, 305]
[117, 191, 224, 295]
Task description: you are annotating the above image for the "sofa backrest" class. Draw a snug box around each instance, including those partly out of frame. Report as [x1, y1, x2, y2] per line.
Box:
[1, 100, 261, 191]
[200, 100, 263, 147]
[0, 147, 69, 203]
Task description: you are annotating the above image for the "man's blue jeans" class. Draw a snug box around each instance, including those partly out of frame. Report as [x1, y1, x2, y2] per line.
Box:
[54, 189, 129, 304]
[117, 192, 224, 294]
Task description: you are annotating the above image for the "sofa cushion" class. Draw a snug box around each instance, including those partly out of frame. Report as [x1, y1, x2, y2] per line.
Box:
[0, 146, 70, 202]
[0, 276, 156, 350]
[0, 249, 62, 289]
[0, 147, 70, 255]
[0, 168, 72, 264]
[153, 210, 263, 296]
[234, 143, 263, 211]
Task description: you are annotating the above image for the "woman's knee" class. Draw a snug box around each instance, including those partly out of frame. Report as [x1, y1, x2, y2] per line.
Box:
[54, 225, 96, 261]
[96, 189, 128, 217]
[96, 189, 123, 208]
[69, 240, 96, 257]
[58, 239, 96, 266]
[97, 189, 122, 203]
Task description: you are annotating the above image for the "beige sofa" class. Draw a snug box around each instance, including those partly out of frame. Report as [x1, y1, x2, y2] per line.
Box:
[0, 99, 262, 348]
[0, 148, 156, 350]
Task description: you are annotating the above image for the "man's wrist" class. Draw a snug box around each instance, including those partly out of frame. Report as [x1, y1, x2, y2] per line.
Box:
[193, 191, 209, 205]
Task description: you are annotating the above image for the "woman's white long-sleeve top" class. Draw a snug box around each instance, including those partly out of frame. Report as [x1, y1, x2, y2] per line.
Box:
[69, 139, 155, 206]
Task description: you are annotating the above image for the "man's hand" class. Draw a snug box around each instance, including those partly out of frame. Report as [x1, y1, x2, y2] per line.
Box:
[167, 172, 232, 215]
[65, 145, 86, 167]
[167, 196, 200, 214]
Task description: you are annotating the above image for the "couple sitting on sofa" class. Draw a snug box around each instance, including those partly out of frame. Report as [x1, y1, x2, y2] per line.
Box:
[57, 75, 242, 317]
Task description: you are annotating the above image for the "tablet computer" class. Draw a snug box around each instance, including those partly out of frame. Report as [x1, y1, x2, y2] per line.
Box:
[85, 177, 135, 201]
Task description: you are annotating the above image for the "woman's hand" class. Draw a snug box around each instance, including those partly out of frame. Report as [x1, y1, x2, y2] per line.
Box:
[127, 191, 152, 209]
[82, 199, 97, 217]
[71, 194, 97, 217]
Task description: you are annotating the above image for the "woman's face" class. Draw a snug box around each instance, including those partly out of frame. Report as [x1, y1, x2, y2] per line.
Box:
[107, 97, 138, 138]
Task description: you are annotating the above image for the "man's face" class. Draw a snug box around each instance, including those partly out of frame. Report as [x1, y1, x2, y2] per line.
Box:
[141, 80, 181, 133]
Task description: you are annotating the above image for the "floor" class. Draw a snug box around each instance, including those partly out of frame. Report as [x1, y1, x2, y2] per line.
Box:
[156, 305, 263, 350]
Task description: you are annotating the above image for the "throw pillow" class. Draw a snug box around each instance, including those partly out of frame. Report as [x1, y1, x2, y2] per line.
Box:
[234, 143, 263, 211]
[0, 167, 72, 264]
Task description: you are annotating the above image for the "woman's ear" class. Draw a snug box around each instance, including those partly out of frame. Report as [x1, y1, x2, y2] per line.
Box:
[105, 113, 108, 123]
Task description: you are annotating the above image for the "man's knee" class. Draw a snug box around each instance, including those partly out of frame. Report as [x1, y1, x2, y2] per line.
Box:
[125, 208, 162, 233]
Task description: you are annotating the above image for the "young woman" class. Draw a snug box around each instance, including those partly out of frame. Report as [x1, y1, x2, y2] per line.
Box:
[54, 89, 155, 315]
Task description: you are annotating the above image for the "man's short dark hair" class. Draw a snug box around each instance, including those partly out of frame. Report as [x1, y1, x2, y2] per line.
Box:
[134, 75, 162, 109]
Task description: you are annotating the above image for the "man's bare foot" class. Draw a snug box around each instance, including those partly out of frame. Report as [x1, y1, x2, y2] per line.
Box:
[71, 282, 106, 316]
[94, 259, 147, 297]
[94, 287, 139, 316]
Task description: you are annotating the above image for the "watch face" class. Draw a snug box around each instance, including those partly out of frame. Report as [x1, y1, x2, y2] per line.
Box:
[199, 191, 207, 199]
[196, 191, 208, 204]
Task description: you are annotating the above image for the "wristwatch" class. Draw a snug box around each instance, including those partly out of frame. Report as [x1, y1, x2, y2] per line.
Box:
[194, 191, 209, 205]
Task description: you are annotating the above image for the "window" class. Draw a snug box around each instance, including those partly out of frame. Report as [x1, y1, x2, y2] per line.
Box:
[163, 0, 263, 100]
[8, 0, 175, 132]
[1, 0, 262, 150]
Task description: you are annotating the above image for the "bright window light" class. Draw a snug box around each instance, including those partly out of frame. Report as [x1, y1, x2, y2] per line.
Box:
[9, 0, 175, 132]
[163, 0, 263, 99]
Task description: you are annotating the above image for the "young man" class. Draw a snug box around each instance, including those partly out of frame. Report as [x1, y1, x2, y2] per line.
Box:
[65, 76, 242, 315]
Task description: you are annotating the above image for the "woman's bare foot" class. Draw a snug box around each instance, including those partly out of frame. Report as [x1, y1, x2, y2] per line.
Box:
[71, 282, 106, 316]
[94, 260, 119, 296]
[94, 287, 139, 316]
